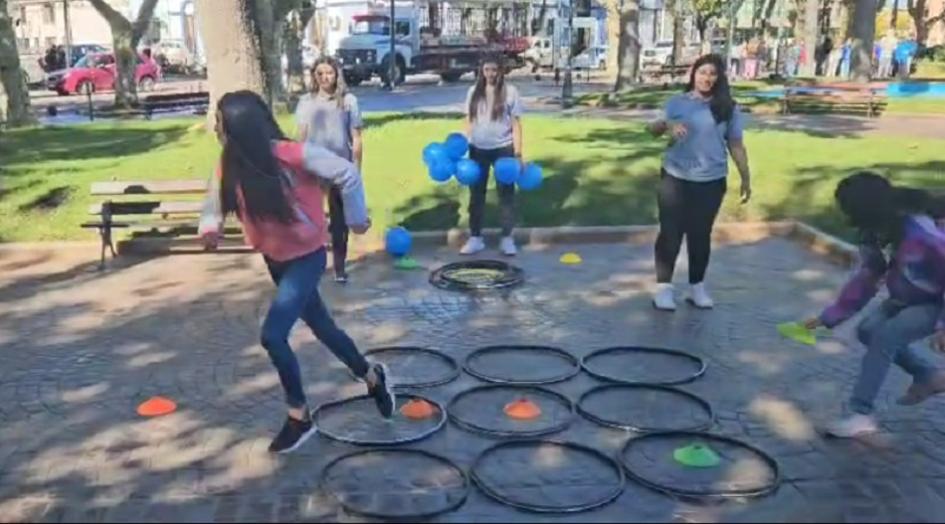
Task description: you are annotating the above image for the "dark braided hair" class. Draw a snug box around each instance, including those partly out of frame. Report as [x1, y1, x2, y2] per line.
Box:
[835, 171, 945, 248]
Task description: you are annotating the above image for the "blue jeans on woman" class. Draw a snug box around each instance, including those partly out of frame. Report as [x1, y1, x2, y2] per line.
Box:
[850, 300, 944, 415]
[261, 248, 369, 409]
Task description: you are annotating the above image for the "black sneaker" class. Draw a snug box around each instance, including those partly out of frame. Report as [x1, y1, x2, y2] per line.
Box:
[268, 414, 317, 454]
[367, 363, 396, 419]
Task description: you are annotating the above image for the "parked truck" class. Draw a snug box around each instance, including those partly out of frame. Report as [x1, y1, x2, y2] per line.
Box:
[335, 0, 530, 86]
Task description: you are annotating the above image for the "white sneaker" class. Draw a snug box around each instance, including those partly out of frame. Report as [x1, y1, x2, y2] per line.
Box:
[652, 283, 677, 311]
[460, 236, 485, 255]
[500, 236, 517, 256]
[824, 414, 879, 438]
[687, 282, 715, 309]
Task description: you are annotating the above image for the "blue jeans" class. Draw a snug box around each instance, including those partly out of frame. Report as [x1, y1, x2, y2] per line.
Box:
[850, 300, 944, 415]
[261, 248, 369, 409]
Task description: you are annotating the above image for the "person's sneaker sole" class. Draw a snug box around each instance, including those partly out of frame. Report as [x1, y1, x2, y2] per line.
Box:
[274, 419, 318, 455]
[371, 363, 397, 419]
[685, 297, 714, 310]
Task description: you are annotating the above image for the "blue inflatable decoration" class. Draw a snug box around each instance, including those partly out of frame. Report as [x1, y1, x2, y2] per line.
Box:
[445, 133, 470, 161]
[518, 162, 543, 191]
[428, 159, 455, 182]
[455, 158, 481, 186]
[494, 157, 522, 185]
[423, 143, 449, 166]
[385, 227, 412, 257]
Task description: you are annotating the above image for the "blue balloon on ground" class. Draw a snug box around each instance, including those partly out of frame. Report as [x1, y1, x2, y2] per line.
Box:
[423, 143, 449, 166]
[428, 159, 455, 182]
[518, 162, 543, 191]
[494, 157, 522, 185]
[455, 158, 481, 186]
[385, 227, 412, 257]
[445, 133, 469, 161]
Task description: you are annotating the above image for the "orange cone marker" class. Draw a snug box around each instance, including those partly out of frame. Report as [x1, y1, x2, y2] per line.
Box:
[137, 396, 177, 417]
[400, 398, 437, 420]
[504, 397, 542, 420]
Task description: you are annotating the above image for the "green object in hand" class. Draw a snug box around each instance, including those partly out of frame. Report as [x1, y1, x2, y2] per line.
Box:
[777, 322, 817, 346]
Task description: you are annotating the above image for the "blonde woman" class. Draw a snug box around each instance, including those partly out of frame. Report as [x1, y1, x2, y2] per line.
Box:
[295, 56, 364, 283]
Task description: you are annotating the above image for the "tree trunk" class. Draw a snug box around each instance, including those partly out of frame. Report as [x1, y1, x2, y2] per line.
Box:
[671, 1, 686, 66]
[614, 0, 641, 91]
[801, 0, 819, 76]
[196, 0, 269, 128]
[112, 28, 138, 108]
[907, 0, 937, 46]
[605, 0, 621, 79]
[891, 0, 900, 29]
[851, 0, 878, 82]
[0, 0, 35, 128]
[533, 0, 549, 35]
[89, 0, 159, 109]
[286, 7, 315, 94]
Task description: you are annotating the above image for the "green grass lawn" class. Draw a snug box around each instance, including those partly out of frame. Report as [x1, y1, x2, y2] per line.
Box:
[1, 113, 942, 243]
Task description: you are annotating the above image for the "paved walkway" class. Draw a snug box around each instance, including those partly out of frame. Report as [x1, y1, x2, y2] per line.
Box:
[1, 236, 945, 522]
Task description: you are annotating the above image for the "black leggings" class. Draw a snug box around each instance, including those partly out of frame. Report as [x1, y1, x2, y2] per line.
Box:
[328, 186, 348, 276]
[468, 145, 516, 237]
[655, 171, 727, 285]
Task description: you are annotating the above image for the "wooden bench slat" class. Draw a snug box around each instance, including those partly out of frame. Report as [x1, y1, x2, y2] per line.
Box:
[88, 201, 204, 216]
[91, 180, 208, 196]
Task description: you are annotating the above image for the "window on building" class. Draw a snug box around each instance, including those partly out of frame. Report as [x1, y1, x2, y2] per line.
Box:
[19, 38, 30, 50]
[46, 37, 57, 48]
[33, 37, 41, 49]
[43, 3, 56, 24]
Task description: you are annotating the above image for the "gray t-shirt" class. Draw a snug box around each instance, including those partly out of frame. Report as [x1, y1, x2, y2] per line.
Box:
[662, 93, 745, 182]
[294, 92, 363, 160]
[465, 84, 524, 150]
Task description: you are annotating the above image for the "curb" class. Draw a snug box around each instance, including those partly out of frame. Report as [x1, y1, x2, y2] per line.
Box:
[110, 220, 858, 268]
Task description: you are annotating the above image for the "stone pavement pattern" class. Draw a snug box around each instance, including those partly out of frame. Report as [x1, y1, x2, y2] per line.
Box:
[1, 237, 945, 523]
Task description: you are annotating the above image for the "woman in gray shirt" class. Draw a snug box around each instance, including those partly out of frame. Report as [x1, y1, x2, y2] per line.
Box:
[648, 54, 752, 311]
[295, 57, 364, 283]
[461, 55, 525, 257]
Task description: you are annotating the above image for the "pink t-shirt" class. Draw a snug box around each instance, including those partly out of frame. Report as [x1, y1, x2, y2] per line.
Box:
[200, 140, 368, 262]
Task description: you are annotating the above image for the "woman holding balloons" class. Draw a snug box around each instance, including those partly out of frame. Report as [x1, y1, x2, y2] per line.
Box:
[460, 55, 526, 256]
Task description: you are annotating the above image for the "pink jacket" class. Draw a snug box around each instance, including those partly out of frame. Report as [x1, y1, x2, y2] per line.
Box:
[199, 140, 368, 262]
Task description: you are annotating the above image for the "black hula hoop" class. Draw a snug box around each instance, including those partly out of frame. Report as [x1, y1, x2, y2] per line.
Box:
[577, 384, 715, 433]
[470, 439, 626, 513]
[619, 431, 781, 500]
[320, 448, 470, 519]
[312, 393, 447, 446]
[581, 346, 707, 386]
[358, 346, 461, 389]
[430, 259, 525, 291]
[447, 384, 575, 438]
[463, 345, 581, 385]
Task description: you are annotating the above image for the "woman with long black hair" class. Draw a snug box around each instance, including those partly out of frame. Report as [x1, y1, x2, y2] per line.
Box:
[648, 54, 752, 311]
[802, 172, 945, 438]
[199, 90, 394, 454]
[461, 55, 525, 257]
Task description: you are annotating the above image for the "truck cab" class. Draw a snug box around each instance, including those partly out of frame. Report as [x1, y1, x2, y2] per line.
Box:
[336, 12, 418, 86]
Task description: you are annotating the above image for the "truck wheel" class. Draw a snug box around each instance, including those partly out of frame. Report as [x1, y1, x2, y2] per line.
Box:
[439, 71, 463, 83]
[344, 72, 363, 87]
[380, 55, 406, 86]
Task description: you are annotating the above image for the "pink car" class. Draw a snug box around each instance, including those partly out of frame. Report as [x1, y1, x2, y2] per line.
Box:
[48, 52, 161, 95]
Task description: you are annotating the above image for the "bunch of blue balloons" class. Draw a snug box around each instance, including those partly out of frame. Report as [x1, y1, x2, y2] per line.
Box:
[423, 133, 543, 191]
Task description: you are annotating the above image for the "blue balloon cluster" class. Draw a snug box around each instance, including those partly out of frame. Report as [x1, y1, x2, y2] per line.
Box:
[423, 133, 474, 185]
[422, 135, 542, 191]
[385, 226, 412, 257]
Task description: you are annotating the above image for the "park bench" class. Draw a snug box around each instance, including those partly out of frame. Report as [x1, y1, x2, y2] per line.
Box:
[781, 84, 887, 118]
[81, 179, 243, 269]
[641, 63, 691, 84]
[141, 91, 210, 120]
